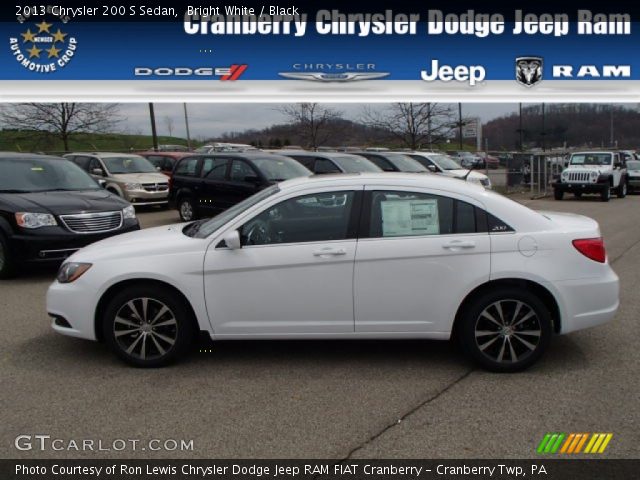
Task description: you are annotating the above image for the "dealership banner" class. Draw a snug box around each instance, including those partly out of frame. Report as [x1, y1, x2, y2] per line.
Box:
[1, 2, 639, 101]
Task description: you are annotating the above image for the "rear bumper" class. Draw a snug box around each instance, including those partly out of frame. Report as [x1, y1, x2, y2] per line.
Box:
[553, 181, 608, 194]
[553, 268, 620, 334]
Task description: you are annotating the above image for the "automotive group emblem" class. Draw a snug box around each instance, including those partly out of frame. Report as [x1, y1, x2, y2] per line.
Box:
[9, 13, 77, 73]
[516, 57, 543, 87]
[278, 72, 390, 82]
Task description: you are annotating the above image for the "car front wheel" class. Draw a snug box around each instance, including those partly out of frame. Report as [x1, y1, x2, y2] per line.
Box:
[458, 289, 552, 372]
[0, 233, 15, 279]
[616, 179, 627, 198]
[601, 186, 611, 202]
[553, 188, 563, 200]
[178, 197, 198, 222]
[102, 285, 196, 367]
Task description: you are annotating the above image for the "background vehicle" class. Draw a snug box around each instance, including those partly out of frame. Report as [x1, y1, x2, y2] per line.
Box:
[454, 151, 484, 168]
[170, 152, 311, 221]
[65, 153, 170, 206]
[627, 159, 640, 193]
[0, 153, 139, 278]
[138, 151, 192, 176]
[351, 151, 428, 173]
[48, 173, 618, 372]
[155, 144, 190, 152]
[553, 151, 628, 202]
[195, 143, 258, 153]
[273, 150, 382, 174]
[402, 151, 492, 189]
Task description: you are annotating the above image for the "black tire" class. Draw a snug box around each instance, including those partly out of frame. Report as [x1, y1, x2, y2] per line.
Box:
[601, 186, 611, 202]
[458, 288, 552, 373]
[0, 232, 16, 279]
[102, 285, 196, 367]
[616, 178, 627, 199]
[178, 196, 198, 222]
[553, 188, 563, 200]
[574, 192, 582, 199]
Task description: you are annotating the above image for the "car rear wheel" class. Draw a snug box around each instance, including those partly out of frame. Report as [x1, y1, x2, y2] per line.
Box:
[616, 179, 627, 199]
[458, 289, 552, 372]
[553, 188, 563, 200]
[102, 285, 196, 367]
[601, 186, 611, 202]
[178, 197, 198, 222]
[0, 233, 15, 279]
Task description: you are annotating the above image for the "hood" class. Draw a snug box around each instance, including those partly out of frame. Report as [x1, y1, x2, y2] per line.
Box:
[69, 223, 208, 263]
[110, 172, 168, 183]
[0, 189, 129, 215]
[566, 164, 608, 173]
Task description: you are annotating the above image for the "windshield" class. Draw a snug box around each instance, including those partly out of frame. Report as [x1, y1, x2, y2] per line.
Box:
[627, 160, 640, 171]
[103, 156, 157, 174]
[570, 153, 612, 166]
[332, 155, 381, 173]
[385, 153, 428, 172]
[251, 156, 311, 181]
[0, 157, 100, 193]
[190, 185, 280, 238]
[428, 154, 462, 170]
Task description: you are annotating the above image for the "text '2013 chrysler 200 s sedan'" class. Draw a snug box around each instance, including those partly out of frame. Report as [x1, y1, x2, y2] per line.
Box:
[47, 173, 619, 372]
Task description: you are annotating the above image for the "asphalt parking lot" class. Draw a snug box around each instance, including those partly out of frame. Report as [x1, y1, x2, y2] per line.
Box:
[1, 194, 639, 460]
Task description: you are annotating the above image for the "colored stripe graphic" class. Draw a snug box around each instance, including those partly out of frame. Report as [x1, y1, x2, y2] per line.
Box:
[221, 64, 248, 81]
[538, 433, 613, 454]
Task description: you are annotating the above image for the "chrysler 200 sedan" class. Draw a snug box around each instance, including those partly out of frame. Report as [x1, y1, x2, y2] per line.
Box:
[47, 173, 619, 371]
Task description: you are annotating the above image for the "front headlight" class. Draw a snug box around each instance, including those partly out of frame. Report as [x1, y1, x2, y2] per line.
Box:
[15, 212, 57, 229]
[124, 182, 143, 191]
[56, 262, 92, 283]
[123, 205, 136, 219]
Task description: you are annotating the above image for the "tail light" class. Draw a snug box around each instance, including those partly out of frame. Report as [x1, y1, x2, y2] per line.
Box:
[572, 238, 606, 263]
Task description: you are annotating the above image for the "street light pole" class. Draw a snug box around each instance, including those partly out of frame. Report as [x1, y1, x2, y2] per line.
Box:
[183, 103, 192, 150]
[458, 103, 463, 149]
[148, 103, 158, 151]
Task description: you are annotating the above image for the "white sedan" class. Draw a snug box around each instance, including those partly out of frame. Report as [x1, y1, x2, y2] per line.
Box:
[47, 174, 619, 371]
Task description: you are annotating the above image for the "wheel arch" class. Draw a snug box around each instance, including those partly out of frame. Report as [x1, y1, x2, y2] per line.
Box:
[94, 278, 199, 342]
[451, 278, 562, 339]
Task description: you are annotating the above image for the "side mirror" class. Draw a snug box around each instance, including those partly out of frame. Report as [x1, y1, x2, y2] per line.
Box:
[222, 230, 241, 250]
[91, 168, 104, 176]
[97, 179, 107, 189]
[427, 165, 437, 173]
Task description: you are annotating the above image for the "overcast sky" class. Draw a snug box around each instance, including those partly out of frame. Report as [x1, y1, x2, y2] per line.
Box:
[117, 103, 520, 140]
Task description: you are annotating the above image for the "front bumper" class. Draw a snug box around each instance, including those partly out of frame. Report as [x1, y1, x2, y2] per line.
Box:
[628, 177, 640, 188]
[11, 220, 140, 263]
[122, 189, 169, 206]
[47, 277, 100, 340]
[553, 181, 607, 194]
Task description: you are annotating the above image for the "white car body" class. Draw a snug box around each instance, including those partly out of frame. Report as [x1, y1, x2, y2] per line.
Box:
[47, 174, 619, 369]
[400, 151, 492, 189]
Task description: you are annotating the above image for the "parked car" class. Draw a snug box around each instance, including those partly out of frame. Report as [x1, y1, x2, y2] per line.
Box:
[455, 151, 484, 168]
[626, 159, 640, 193]
[272, 150, 382, 174]
[48, 173, 619, 371]
[351, 151, 428, 173]
[480, 152, 500, 169]
[0, 153, 139, 278]
[553, 151, 628, 202]
[170, 152, 311, 221]
[402, 151, 492, 189]
[195, 143, 257, 153]
[65, 153, 170, 207]
[137, 151, 192, 176]
[155, 144, 190, 152]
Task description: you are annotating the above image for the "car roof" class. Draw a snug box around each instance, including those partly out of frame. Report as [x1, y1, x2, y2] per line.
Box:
[66, 152, 145, 158]
[137, 151, 192, 158]
[0, 152, 66, 160]
[274, 150, 366, 159]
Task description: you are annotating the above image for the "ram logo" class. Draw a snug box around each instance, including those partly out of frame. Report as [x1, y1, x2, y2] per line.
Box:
[552, 65, 631, 78]
[516, 57, 543, 87]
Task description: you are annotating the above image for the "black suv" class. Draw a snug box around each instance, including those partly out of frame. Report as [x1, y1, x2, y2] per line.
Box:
[0, 153, 140, 278]
[352, 151, 428, 173]
[170, 152, 311, 221]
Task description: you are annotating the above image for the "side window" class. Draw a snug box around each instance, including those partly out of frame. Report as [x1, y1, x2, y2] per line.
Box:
[364, 155, 394, 171]
[289, 156, 314, 170]
[456, 201, 476, 234]
[314, 158, 341, 174]
[70, 156, 90, 171]
[230, 160, 258, 182]
[88, 158, 104, 174]
[487, 213, 514, 233]
[203, 157, 228, 179]
[368, 191, 453, 238]
[239, 191, 355, 246]
[175, 157, 199, 177]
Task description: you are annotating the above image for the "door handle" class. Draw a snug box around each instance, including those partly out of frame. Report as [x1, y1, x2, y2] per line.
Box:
[313, 248, 347, 257]
[442, 240, 476, 250]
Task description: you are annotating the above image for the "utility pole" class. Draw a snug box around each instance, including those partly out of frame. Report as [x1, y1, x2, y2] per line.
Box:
[148, 103, 158, 151]
[458, 103, 464, 149]
[610, 106, 614, 147]
[183, 103, 192, 150]
[518, 103, 524, 151]
[541, 103, 546, 152]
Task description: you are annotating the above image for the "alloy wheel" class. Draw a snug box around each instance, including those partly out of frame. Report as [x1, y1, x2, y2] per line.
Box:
[474, 299, 542, 364]
[113, 297, 178, 360]
[180, 200, 193, 221]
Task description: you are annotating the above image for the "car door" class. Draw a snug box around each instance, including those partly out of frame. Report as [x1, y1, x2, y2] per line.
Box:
[354, 187, 491, 333]
[203, 187, 362, 335]
[225, 159, 266, 206]
[200, 156, 231, 214]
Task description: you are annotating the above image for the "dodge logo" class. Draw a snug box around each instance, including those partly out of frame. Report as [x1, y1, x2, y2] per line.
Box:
[516, 56, 543, 87]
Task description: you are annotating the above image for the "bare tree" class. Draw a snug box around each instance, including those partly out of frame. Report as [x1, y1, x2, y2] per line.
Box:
[362, 103, 455, 150]
[278, 103, 342, 149]
[164, 115, 175, 137]
[0, 103, 120, 151]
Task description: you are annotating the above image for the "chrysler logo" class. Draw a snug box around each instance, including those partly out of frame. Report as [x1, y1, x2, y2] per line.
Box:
[278, 71, 390, 82]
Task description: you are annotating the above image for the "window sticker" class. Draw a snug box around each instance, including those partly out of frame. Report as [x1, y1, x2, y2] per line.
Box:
[381, 199, 439, 236]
